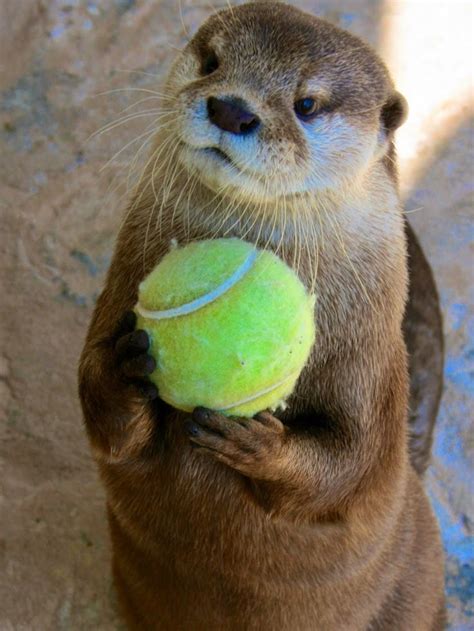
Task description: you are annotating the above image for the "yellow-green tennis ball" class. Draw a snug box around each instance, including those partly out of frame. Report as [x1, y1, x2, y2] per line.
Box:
[134, 238, 315, 417]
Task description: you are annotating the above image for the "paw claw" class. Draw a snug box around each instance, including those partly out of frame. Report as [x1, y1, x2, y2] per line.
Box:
[192, 406, 212, 423]
[184, 421, 201, 437]
[134, 380, 159, 400]
[114, 310, 137, 339]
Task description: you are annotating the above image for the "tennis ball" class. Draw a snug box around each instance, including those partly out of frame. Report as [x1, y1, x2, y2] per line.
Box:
[134, 238, 315, 417]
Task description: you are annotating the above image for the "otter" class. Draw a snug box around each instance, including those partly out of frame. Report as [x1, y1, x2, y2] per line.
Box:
[78, 2, 445, 629]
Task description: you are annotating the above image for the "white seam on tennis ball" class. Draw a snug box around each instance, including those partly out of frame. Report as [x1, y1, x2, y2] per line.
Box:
[135, 249, 258, 320]
[217, 369, 300, 412]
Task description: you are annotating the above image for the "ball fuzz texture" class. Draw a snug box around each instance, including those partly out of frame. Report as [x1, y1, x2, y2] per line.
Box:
[134, 239, 315, 417]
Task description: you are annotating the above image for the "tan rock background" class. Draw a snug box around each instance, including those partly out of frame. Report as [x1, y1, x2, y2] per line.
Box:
[1, 1, 472, 629]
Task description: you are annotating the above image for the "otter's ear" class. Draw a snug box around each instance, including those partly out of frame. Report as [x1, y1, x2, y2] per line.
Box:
[381, 91, 408, 133]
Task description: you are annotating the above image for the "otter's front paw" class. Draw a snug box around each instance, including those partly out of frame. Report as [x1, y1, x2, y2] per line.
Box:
[185, 407, 287, 480]
[113, 311, 158, 400]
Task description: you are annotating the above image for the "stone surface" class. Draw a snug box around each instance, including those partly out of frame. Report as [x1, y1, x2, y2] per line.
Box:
[0, 1, 472, 629]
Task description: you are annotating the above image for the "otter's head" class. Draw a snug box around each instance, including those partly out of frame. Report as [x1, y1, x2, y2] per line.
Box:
[164, 1, 407, 201]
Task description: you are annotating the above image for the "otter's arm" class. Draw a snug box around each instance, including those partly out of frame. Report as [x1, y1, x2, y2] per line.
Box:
[78, 302, 159, 461]
[78, 238, 165, 462]
[186, 352, 406, 524]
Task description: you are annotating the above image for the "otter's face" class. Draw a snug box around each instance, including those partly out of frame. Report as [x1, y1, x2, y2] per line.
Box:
[166, 2, 406, 200]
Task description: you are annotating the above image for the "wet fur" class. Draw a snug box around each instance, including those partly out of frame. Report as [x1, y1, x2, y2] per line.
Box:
[79, 2, 445, 629]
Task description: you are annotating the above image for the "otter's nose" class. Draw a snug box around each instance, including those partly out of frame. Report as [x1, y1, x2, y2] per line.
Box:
[207, 97, 260, 135]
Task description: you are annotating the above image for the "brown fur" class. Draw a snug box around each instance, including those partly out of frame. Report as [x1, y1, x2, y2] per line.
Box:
[78, 2, 445, 629]
[403, 221, 444, 475]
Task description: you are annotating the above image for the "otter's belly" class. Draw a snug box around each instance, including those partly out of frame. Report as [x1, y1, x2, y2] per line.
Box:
[109, 502, 370, 631]
[105, 446, 337, 582]
[102, 443, 393, 631]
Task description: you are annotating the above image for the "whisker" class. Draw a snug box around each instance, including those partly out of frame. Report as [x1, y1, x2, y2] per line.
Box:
[403, 206, 425, 215]
[325, 208, 378, 314]
[87, 109, 177, 142]
[155, 139, 184, 238]
[178, 0, 190, 40]
[118, 96, 175, 115]
[142, 138, 179, 271]
[99, 126, 158, 173]
[113, 68, 169, 80]
[91, 87, 176, 100]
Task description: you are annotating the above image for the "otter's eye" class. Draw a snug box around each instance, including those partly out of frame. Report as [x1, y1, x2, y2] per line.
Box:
[294, 97, 319, 120]
[202, 51, 219, 75]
